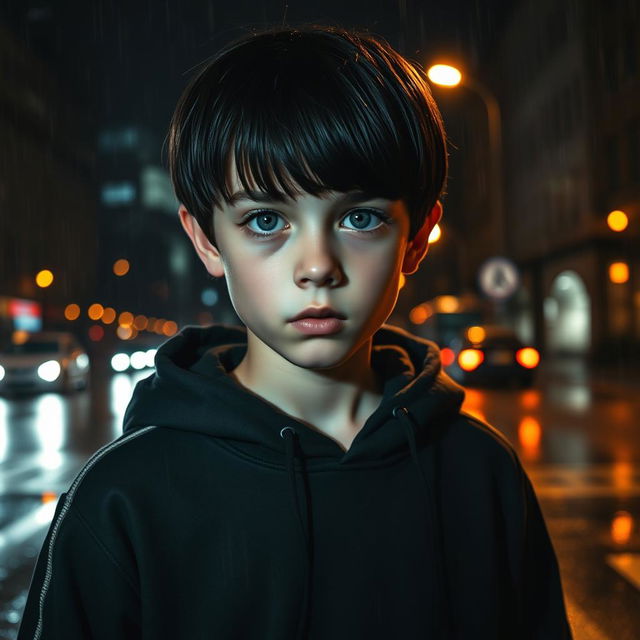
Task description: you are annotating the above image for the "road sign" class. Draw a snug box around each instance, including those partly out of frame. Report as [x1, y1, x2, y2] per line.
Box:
[478, 257, 520, 300]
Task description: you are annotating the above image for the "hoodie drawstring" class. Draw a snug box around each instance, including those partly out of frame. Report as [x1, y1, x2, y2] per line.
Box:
[280, 409, 449, 640]
[392, 406, 450, 639]
[280, 426, 313, 640]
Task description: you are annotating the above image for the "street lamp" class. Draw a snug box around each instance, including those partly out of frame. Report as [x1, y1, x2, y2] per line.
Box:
[427, 63, 506, 256]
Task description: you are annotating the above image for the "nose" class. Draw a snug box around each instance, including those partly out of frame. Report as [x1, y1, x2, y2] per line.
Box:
[294, 234, 344, 288]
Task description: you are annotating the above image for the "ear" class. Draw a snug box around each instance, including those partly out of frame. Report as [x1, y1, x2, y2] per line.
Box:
[401, 200, 443, 275]
[178, 205, 226, 278]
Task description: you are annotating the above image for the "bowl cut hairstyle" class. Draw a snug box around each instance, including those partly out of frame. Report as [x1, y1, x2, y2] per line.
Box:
[167, 25, 448, 247]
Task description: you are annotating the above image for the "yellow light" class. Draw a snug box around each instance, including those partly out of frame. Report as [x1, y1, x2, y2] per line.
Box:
[607, 210, 628, 232]
[64, 303, 81, 321]
[516, 347, 540, 369]
[466, 326, 486, 344]
[427, 64, 462, 87]
[609, 262, 629, 284]
[119, 311, 134, 327]
[398, 273, 406, 290]
[437, 295, 459, 313]
[611, 510, 634, 545]
[87, 303, 104, 321]
[458, 348, 484, 371]
[113, 258, 130, 276]
[35, 269, 54, 288]
[428, 224, 441, 244]
[102, 307, 116, 324]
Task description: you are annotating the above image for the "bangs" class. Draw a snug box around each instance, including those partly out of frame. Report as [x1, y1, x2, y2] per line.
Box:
[168, 27, 446, 241]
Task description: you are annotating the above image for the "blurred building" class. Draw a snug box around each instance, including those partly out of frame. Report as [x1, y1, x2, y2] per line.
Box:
[0, 22, 97, 340]
[455, 0, 639, 365]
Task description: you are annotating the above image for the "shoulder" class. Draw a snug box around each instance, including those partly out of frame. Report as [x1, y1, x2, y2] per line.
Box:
[438, 410, 523, 478]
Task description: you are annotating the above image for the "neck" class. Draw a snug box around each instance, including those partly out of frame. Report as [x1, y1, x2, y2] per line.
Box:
[230, 332, 383, 448]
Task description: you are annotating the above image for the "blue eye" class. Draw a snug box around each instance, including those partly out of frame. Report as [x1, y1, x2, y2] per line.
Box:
[244, 211, 287, 236]
[342, 209, 390, 232]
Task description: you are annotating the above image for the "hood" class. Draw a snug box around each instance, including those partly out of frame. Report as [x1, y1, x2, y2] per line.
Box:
[122, 322, 465, 465]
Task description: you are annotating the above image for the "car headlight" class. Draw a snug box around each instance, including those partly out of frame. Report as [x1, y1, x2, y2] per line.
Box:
[111, 353, 130, 372]
[75, 353, 90, 369]
[145, 349, 157, 368]
[0, 364, 5, 381]
[130, 351, 147, 370]
[38, 360, 61, 382]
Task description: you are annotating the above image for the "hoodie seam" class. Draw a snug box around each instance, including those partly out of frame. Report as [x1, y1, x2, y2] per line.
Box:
[68, 505, 140, 595]
[208, 436, 414, 472]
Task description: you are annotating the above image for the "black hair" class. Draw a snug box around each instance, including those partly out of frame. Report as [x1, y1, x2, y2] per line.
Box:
[167, 25, 447, 245]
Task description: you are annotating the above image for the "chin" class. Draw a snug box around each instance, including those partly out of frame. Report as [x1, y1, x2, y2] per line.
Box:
[280, 340, 359, 371]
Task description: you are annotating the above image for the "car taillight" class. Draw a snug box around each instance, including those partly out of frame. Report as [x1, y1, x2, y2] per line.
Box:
[516, 347, 540, 369]
[458, 348, 484, 371]
[441, 347, 455, 367]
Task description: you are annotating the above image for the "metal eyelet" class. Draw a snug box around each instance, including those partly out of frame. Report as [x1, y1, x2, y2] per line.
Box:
[392, 406, 408, 418]
[280, 426, 296, 439]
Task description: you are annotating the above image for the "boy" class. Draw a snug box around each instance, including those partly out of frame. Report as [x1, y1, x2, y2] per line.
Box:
[18, 26, 572, 639]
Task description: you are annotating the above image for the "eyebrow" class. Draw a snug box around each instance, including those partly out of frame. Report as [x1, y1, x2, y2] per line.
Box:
[227, 189, 382, 207]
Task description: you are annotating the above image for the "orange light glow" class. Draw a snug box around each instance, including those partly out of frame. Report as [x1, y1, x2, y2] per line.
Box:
[12, 330, 29, 345]
[41, 491, 57, 504]
[611, 511, 634, 545]
[437, 296, 459, 313]
[113, 258, 130, 276]
[119, 311, 134, 327]
[516, 347, 540, 369]
[441, 347, 455, 367]
[410, 305, 429, 325]
[133, 314, 148, 331]
[518, 417, 542, 456]
[466, 326, 486, 344]
[398, 273, 406, 290]
[101, 307, 116, 324]
[64, 303, 81, 321]
[607, 210, 629, 232]
[87, 303, 104, 321]
[458, 348, 484, 371]
[609, 262, 629, 284]
[428, 224, 441, 244]
[35, 269, 54, 288]
[163, 321, 178, 336]
[520, 389, 541, 410]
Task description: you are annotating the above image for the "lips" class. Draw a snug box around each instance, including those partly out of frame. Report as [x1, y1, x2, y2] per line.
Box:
[289, 307, 346, 322]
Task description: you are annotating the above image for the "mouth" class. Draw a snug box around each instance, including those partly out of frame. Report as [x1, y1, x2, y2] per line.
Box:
[288, 307, 347, 322]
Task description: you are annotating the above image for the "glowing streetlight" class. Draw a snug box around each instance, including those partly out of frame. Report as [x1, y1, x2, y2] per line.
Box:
[607, 210, 629, 232]
[427, 64, 462, 87]
[35, 269, 54, 288]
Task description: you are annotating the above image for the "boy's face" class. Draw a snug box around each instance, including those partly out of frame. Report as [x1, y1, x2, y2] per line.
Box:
[179, 170, 441, 371]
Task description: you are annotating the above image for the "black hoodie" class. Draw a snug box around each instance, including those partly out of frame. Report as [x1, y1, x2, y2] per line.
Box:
[18, 323, 572, 639]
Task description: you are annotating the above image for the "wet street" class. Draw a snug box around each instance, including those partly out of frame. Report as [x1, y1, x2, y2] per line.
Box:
[0, 356, 638, 639]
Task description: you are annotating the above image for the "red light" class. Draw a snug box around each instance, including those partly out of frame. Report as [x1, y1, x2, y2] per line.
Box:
[441, 347, 455, 367]
[88, 324, 104, 342]
[516, 347, 540, 369]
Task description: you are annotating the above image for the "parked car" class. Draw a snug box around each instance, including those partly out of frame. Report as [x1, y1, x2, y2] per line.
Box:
[0, 331, 90, 395]
[442, 324, 540, 389]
